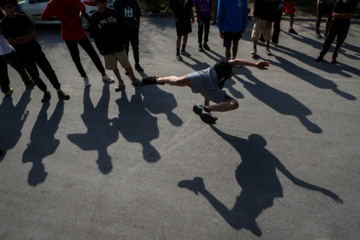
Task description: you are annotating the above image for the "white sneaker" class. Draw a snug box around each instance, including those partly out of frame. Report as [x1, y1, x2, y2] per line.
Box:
[84, 77, 91, 87]
[102, 74, 114, 83]
[251, 48, 257, 55]
[115, 81, 125, 92]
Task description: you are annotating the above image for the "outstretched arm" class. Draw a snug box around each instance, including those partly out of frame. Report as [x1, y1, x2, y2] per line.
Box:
[229, 59, 270, 70]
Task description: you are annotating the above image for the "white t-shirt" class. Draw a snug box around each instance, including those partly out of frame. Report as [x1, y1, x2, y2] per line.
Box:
[0, 21, 13, 56]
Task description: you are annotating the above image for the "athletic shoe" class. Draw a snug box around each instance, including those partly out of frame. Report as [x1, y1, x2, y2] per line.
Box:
[142, 76, 164, 85]
[181, 50, 191, 57]
[131, 79, 143, 86]
[176, 54, 183, 61]
[203, 42, 210, 51]
[193, 105, 218, 124]
[251, 47, 257, 55]
[324, 31, 329, 38]
[115, 81, 125, 92]
[316, 32, 322, 38]
[315, 56, 324, 62]
[25, 80, 36, 89]
[83, 77, 91, 87]
[331, 57, 337, 64]
[198, 44, 204, 52]
[102, 74, 115, 83]
[5, 88, 13, 97]
[289, 28, 298, 35]
[41, 91, 51, 103]
[57, 90, 70, 100]
[265, 47, 272, 56]
[135, 63, 144, 72]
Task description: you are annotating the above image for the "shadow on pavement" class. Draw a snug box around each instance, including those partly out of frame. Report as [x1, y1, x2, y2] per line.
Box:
[178, 126, 343, 236]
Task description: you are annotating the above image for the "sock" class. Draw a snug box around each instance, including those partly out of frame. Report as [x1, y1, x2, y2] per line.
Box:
[176, 48, 180, 55]
[181, 44, 186, 52]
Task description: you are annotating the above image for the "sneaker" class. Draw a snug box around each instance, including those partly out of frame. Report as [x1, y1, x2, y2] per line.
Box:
[203, 42, 210, 51]
[198, 44, 204, 52]
[265, 47, 272, 56]
[5, 88, 13, 97]
[115, 81, 125, 92]
[83, 77, 91, 87]
[131, 79, 143, 86]
[289, 28, 298, 35]
[102, 74, 115, 83]
[251, 47, 257, 55]
[181, 50, 191, 57]
[316, 32, 322, 38]
[315, 56, 324, 62]
[331, 57, 337, 64]
[193, 105, 218, 124]
[125, 71, 129, 75]
[176, 54, 183, 61]
[324, 31, 329, 38]
[25, 80, 36, 89]
[41, 91, 51, 103]
[57, 90, 70, 100]
[142, 76, 164, 85]
[135, 63, 144, 72]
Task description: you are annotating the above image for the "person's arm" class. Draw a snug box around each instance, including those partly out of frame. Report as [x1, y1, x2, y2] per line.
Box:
[229, 59, 270, 70]
[135, 1, 141, 29]
[332, 12, 353, 19]
[41, 0, 56, 20]
[6, 30, 38, 46]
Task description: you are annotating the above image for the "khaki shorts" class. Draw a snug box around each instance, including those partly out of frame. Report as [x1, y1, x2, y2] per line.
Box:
[251, 18, 272, 41]
[104, 51, 131, 70]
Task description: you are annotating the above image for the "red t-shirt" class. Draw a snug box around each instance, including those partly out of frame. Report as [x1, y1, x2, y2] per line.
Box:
[42, 0, 87, 40]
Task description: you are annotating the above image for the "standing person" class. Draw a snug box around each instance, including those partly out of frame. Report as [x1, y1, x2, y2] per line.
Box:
[211, 0, 218, 25]
[315, 0, 356, 64]
[194, 0, 212, 52]
[90, 0, 142, 91]
[217, 0, 248, 60]
[169, 0, 195, 61]
[0, 11, 35, 97]
[315, 0, 335, 38]
[41, 0, 114, 88]
[282, 0, 297, 34]
[113, 0, 144, 72]
[251, 0, 280, 56]
[258, 0, 283, 45]
[141, 59, 270, 124]
[0, 0, 70, 103]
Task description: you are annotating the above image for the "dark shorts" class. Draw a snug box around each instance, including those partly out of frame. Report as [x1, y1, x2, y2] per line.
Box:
[176, 18, 192, 36]
[317, 3, 334, 16]
[223, 31, 242, 47]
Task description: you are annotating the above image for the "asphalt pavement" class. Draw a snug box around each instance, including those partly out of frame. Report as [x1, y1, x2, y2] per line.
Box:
[0, 17, 359, 240]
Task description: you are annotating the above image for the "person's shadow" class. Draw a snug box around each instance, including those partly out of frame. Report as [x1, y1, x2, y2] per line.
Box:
[234, 68, 322, 133]
[178, 126, 343, 236]
[115, 89, 160, 163]
[22, 100, 64, 186]
[0, 90, 32, 161]
[67, 85, 118, 174]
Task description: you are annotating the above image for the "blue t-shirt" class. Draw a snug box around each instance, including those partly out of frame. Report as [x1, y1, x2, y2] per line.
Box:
[217, 0, 248, 33]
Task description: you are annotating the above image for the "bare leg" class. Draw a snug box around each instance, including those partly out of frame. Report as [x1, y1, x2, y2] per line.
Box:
[290, 14, 294, 29]
[315, 14, 321, 33]
[207, 98, 239, 112]
[225, 46, 231, 60]
[176, 36, 182, 49]
[125, 67, 136, 81]
[232, 41, 239, 59]
[156, 76, 190, 86]
[113, 68, 123, 82]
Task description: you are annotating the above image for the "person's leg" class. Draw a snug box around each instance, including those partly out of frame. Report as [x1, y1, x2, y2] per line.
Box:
[290, 14, 294, 29]
[315, 4, 322, 34]
[319, 22, 337, 57]
[207, 98, 239, 112]
[182, 33, 188, 51]
[223, 32, 232, 59]
[65, 39, 87, 77]
[156, 76, 190, 86]
[333, 26, 349, 59]
[198, 21, 204, 45]
[2, 51, 32, 85]
[272, 9, 282, 44]
[204, 20, 210, 43]
[325, 13, 332, 34]
[20, 55, 47, 92]
[0, 57, 11, 93]
[34, 50, 61, 90]
[129, 29, 140, 65]
[225, 46, 231, 60]
[232, 41, 238, 59]
[78, 37, 106, 75]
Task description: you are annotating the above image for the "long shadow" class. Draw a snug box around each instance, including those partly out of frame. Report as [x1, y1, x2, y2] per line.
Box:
[235, 68, 322, 133]
[67, 85, 118, 174]
[115, 89, 160, 163]
[22, 100, 64, 186]
[138, 85, 183, 127]
[179, 126, 343, 236]
[272, 55, 356, 101]
[0, 89, 32, 161]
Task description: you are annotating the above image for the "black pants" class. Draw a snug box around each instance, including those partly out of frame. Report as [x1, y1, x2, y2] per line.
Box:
[198, 20, 210, 44]
[18, 46, 60, 92]
[65, 37, 105, 77]
[272, 9, 282, 44]
[320, 20, 350, 58]
[125, 29, 140, 64]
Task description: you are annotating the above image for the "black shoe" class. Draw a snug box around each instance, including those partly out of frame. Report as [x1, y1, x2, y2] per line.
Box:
[135, 63, 144, 72]
[176, 54, 183, 61]
[203, 42, 210, 51]
[193, 105, 217, 124]
[41, 91, 51, 103]
[289, 28, 298, 35]
[57, 90, 70, 100]
[142, 76, 164, 85]
[198, 44, 204, 52]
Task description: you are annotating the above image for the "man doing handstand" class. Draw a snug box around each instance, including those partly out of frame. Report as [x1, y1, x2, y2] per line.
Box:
[142, 59, 269, 124]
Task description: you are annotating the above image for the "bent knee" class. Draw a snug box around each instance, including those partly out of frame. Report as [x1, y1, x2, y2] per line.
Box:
[229, 99, 239, 110]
